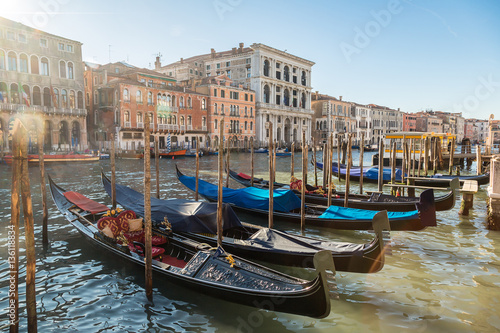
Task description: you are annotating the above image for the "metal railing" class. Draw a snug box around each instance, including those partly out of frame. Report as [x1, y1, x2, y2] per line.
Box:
[0, 102, 87, 116]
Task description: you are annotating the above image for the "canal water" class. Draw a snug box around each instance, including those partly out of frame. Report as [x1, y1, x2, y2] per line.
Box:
[1, 151, 499, 332]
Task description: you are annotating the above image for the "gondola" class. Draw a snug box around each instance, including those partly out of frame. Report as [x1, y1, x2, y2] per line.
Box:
[177, 167, 436, 231]
[227, 168, 457, 212]
[101, 172, 390, 273]
[49, 176, 333, 318]
[316, 161, 489, 188]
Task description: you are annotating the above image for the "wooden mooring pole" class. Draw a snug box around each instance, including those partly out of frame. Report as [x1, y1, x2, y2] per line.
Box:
[377, 138, 384, 192]
[38, 127, 48, 246]
[327, 133, 333, 207]
[337, 135, 341, 181]
[291, 141, 295, 177]
[217, 121, 224, 245]
[250, 137, 254, 187]
[268, 122, 274, 229]
[477, 145, 482, 175]
[344, 134, 352, 207]
[226, 138, 231, 188]
[449, 137, 455, 175]
[391, 141, 397, 196]
[143, 115, 153, 301]
[195, 137, 200, 201]
[359, 133, 364, 194]
[312, 137, 318, 187]
[155, 135, 160, 199]
[9, 122, 22, 333]
[301, 131, 307, 232]
[111, 133, 117, 209]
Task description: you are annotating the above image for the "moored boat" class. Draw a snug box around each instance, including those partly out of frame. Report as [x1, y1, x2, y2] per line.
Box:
[227, 168, 457, 212]
[49, 176, 333, 318]
[102, 171, 391, 273]
[178, 167, 437, 231]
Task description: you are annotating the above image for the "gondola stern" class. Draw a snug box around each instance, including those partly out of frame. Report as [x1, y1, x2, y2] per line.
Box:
[313, 250, 335, 317]
[416, 189, 437, 227]
[373, 210, 391, 269]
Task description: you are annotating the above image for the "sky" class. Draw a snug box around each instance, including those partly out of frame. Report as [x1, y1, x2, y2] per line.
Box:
[1, 0, 499, 120]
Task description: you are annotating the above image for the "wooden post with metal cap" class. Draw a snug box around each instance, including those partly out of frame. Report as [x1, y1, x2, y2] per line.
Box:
[155, 135, 160, 199]
[195, 137, 200, 201]
[359, 132, 364, 195]
[301, 130, 307, 232]
[111, 133, 117, 209]
[268, 122, 274, 229]
[344, 133, 352, 207]
[291, 141, 295, 177]
[38, 126, 49, 246]
[217, 120, 224, 245]
[143, 114, 153, 301]
[250, 137, 254, 187]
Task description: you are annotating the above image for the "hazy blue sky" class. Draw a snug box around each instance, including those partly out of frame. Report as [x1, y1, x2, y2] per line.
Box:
[2, 0, 499, 119]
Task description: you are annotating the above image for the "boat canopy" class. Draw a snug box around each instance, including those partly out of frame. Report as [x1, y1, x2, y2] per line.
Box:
[178, 174, 302, 213]
[103, 177, 243, 233]
[319, 205, 419, 221]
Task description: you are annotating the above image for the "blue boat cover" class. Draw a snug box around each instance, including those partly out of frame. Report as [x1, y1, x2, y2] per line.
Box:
[102, 176, 243, 233]
[318, 162, 404, 182]
[178, 174, 302, 213]
[319, 205, 419, 221]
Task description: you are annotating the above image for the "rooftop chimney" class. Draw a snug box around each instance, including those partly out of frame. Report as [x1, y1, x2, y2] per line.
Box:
[339, 96, 342, 101]
[154, 56, 161, 70]
[232, 47, 237, 55]
[315, 91, 319, 100]
[180, 57, 184, 64]
[239, 42, 244, 53]
[211, 48, 216, 58]
[103, 69, 108, 84]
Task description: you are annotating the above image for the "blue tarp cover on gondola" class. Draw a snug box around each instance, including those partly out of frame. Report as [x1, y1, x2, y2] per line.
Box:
[178, 174, 302, 213]
[103, 176, 243, 233]
[319, 205, 419, 220]
[318, 162, 404, 182]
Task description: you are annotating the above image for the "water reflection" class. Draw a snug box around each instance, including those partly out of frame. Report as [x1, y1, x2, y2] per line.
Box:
[0, 152, 499, 332]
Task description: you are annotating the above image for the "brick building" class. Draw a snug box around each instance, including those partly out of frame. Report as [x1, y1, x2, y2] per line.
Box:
[193, 75, 255, 149]
[84, 62, 208, 151]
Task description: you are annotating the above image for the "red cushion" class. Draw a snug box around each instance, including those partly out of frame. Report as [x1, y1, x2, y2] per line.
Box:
[237, 172, 251, 180]
[128, 244, 165, 257]
[124, 230, 145, 242]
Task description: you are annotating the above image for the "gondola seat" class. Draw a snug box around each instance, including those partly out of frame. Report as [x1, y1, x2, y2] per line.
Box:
[123, 230, 167, 246]
[128, 243, 165, 258]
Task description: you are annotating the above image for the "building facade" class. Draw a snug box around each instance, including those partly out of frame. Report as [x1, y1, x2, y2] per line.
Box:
[194, 75, 255, 149]
[370, 105, 403, 144]
[157, 43, 314, 147]
[85, 62, 208, 151]
[0, 17, 87, 152]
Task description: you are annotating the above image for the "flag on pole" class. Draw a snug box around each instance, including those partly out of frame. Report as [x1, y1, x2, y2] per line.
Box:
[50, 82, 58, 107]
[18, 83, 30, 106]
[166, 133, 171, 153]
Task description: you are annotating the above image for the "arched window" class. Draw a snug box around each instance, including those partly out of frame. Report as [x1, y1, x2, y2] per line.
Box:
[30, 55, 39, 74]
[10, 83, 19, 103]
[61, 89, 68, 108]
[8, 51, 17, 71]
[94, 110, 98, 125]
[179, 96, 184, 108]
[202, 98, 206, 110]
[263, 85, 270, 103]
[137, 112, 143, 124]
[250, 107, 253, 117]
[77, 91, 83, 108]
[301, 70, 306, 86]
[245, 106, 247, 116]
[136, 90, 142, 104]
[301, 93, 306, 108]
[67, 62, 74, 79]
[33, 86, 42, 106]
[250, 122, 253, 130]
[202, 117, 206, 127]
[283, 89, 289, 106]
[19, 54, 28, 73]
[187, 97, 192, 108]
[158, 93, 163, 105]
[187, 116, 192, 125]
[41, 58, 49, 76]
[180, 116, 185, 125]
[221, 104, 224, 114]
[263, 59, 270, 77]
[245, 121, 248, 130]
[214, 103, 218, 114]
[93, 90, 97, 105]
[284, 66, 290, 82]
[59, 60, 66, 78]
[69, 90, 76, 108]
[71, 121, 80, 146]
[148, 91, 152, 104]
[172, 115, 177, 124]
[0, 50, 5, 70]
[43, 87, 51, 107]
[59, 121, 69, 145]
[214, 119, 218, 129]
[123, 88, 130, 102]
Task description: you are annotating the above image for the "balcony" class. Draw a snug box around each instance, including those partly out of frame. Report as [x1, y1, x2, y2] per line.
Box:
[256, 102, 313, 115]
[124, 121, 131, 128]
[137, 122, 144, 128]
[0, 103, 87, 116]
[156, 105, 179, 113]
[187, 125, 193, 131]
[202, 126, 207, 131]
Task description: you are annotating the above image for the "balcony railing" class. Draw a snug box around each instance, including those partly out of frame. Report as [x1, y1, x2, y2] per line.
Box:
[137, 122, 144, 128]
[0, 103, 87, 116]
[202, 126, 207, 131]
[124, 121, 131, 128]
[187, 125, 193, 131]
[157, 124, 179, 131]
[256, 102, 313, 115]
[156, 105, 179, 113]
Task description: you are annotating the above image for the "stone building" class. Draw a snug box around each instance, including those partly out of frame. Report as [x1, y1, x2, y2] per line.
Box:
[310, 93, 356, 146]
[403, 113, 417, 132]
[194, 75, 256, 149]
[0, 17, 87, 152]
[84, 62, 208, 151]
[157, 43, 314, 147]
[370, 104, 404, 144]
